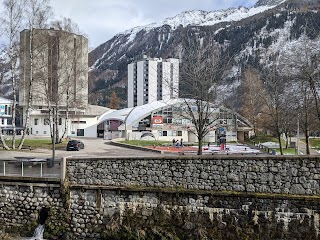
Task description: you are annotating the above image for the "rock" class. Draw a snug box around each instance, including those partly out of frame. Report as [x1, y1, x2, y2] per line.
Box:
[290, 184, 305, 195]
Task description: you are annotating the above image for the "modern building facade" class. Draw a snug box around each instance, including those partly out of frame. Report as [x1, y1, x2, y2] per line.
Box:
[99, 98, 253, 142]
[0, 96, 13, 134]
[127, 56, 179, 107]
[28, 104, 112, 138]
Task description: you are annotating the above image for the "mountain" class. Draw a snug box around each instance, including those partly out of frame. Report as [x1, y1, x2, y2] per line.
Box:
[88, 1, 290, 106]
[90, 0, 320, 107]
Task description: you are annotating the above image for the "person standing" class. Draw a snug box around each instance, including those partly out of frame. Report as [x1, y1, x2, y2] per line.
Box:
[180, 138, 184, 147]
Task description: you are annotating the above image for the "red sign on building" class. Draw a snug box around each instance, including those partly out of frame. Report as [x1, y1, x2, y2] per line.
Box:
[152, 116, 163, 125]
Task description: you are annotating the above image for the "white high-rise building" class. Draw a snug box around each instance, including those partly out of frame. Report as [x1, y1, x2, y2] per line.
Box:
[127, 56, 179, 107]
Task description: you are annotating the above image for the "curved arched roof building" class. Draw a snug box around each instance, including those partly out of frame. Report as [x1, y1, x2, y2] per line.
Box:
[100, 98, 253, 142]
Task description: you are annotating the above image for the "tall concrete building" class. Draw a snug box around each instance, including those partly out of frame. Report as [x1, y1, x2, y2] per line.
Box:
[19, 28, 92, 137]
[127, 56, 179, 107]
[19, 28, 88, 109]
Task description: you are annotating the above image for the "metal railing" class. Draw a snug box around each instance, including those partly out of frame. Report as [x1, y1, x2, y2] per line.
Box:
[0, 159, 62, 178]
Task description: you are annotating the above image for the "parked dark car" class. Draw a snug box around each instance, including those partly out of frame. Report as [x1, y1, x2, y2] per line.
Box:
[66, 140, 84, 151]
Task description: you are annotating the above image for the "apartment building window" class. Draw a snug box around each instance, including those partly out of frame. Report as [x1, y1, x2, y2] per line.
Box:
[4, 105, 7, 114]
[44, 119, 50, 125]
[59, 118, 62, 125]
[1, 118, 4, 125]
[34, 119, 39, 125]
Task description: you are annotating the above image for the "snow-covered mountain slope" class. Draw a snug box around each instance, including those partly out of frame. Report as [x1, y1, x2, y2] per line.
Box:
[90, 1, 285, 71]
[119, 3, 284, 45]
[90, 0, 307, 106]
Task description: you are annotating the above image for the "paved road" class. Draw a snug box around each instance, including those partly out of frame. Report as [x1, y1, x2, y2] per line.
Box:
[292, 137, 319, 155]
[0, 138, 168, 160]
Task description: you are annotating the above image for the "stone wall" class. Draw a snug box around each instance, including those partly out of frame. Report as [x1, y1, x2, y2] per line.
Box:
[0, 180, 65, 238]
[67, 156, 320, 195]
[67, 187, 320, 239]
[1, 155, 320, 239]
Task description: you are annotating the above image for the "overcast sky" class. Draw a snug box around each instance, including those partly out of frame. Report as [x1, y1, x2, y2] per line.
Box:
[52, 0, 257, 48]
[0, 0, 257, 48]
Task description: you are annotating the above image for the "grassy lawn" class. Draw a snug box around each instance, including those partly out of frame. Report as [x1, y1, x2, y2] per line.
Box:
[308, 138, 320, 148]
[1, 138, 67, 150]
[274, 148, 297, 155]
[119, 140, 171, 147]
[249, 135, 288, 146]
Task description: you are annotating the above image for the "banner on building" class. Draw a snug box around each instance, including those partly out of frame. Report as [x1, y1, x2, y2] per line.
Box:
[152, 116, 163, 125]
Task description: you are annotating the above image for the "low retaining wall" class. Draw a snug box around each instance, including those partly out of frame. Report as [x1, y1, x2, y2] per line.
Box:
[67, 156, 320, 196]
[109, 140, 163, 153]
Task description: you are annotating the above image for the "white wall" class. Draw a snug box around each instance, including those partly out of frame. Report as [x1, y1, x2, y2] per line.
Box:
[170, 59, 180, 98]
[29, 113, 101, 138]
[148, 61, 158, 103]
[136, 61, 145, 106]
[161, 62, 171, 101]
[127, 63, 135, 108]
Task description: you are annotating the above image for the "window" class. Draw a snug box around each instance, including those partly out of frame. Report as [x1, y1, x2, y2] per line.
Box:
[7, 119, 12, 125]
[4, 105, 7, 115]
[162, 131, 167, 136]
[34, 119, 39, 125]
[77, 129, 84, 136]
[71, 121, 86, 124]
[44, 131, 47, 134]
[59, 118, 62, 125]
[36, 131, 38, 134]
[1, 118, 4, 125]
[44, 119, 50, 125]
[177, 131, 182, 136]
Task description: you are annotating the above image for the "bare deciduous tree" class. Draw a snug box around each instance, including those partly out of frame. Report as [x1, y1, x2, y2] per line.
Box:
[179, 40, 230, 155]
[18, 0, 52, 149]
[262, 61, 298, 155]
[240, 65, 268, 136]
[0, 0, 24, 150]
